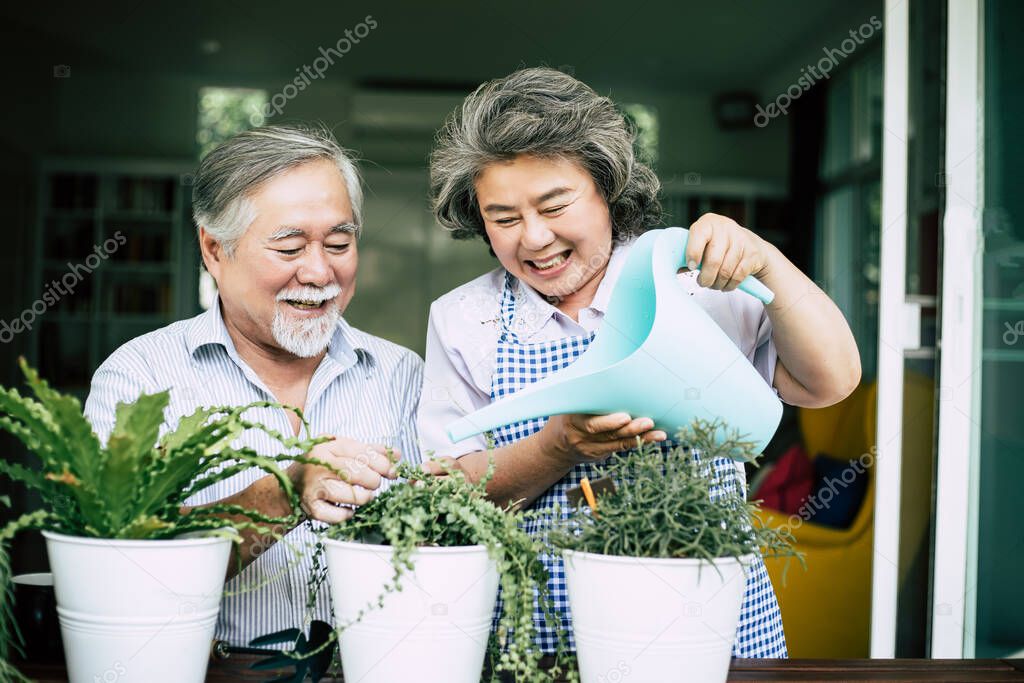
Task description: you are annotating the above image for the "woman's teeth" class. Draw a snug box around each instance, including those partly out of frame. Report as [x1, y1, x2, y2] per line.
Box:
[531, 252, 569, 270]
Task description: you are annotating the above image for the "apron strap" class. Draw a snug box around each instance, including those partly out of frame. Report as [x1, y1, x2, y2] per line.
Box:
[498, 271, 521, 344]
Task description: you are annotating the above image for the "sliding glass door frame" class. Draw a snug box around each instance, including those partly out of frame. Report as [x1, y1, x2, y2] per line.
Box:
[930, 0, 983, 659]
[871, 0, 911, 658]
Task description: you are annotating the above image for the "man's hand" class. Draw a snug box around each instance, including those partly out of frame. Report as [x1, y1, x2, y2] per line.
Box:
[542, 413, 667, 465]
[287, 437, 398, 523]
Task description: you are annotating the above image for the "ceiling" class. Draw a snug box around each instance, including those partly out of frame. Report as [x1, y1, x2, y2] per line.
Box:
[4, 0, 883, 94]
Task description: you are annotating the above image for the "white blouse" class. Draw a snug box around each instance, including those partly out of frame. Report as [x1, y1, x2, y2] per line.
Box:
[418, 237, 778, 458]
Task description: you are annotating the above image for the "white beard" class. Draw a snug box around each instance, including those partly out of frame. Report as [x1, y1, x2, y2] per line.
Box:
[272, 284, 342, 358]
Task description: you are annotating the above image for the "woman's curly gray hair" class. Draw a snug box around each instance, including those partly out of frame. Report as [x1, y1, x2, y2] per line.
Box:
[430, 67, 662, 243]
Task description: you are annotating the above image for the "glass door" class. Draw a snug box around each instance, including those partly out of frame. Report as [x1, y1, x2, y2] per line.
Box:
[932, 0, 1024, 659]
[872, 0, 947, 657]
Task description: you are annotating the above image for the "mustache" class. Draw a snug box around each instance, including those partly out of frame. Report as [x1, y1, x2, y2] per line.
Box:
[276, 283, 342, 303]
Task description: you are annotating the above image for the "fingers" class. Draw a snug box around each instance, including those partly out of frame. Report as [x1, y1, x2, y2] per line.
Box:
[686, 214, 764, 293]
[564, 412, 667, 460]
[295, 436, 409, 526]
[328, 478, 374, 506]
[715, 241, 745, 291]
[309, 477, 373, 507]
[572, 413, 668, 441]
[600, 417, 664, 442]
[572, 412, 632, 434]
[301, 477, 372, 524]
[642, 430, 669, 443]
[697, 232, 729, 289]
[356, 443, 401, 478]
[320, 439, 399, 481]
[305, 499, 355, 525]
[419, 457, 459, 477]
[685, 217, 712, 273]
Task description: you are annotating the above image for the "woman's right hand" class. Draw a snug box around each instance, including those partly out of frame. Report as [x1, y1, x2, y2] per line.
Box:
[540, 413, 667, 465]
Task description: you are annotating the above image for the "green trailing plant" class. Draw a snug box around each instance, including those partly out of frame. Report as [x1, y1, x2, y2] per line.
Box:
[314, 458, 578, 683]
[0, 358, 330, 677]
[551, 419, 799, 565]
[0, 495, 42, 683]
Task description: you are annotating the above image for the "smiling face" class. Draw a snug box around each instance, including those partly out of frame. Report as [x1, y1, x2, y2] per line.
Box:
[200, 159, 358, 359]
[475, 155, 614, 310]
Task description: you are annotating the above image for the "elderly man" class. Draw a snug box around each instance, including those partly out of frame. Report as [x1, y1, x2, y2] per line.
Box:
[83, 124, 423, 647]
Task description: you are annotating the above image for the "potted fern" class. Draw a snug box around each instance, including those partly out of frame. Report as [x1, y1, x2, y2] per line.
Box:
[551, 419, 797, 683]
[317, 459, 575, 683]
[0, 359, 325, 683]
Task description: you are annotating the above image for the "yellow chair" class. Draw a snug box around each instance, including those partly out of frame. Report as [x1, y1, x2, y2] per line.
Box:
[761, 382, 878, 658]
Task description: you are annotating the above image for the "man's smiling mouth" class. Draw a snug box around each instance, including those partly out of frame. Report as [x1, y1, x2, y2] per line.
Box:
[285, 299, 327, 310]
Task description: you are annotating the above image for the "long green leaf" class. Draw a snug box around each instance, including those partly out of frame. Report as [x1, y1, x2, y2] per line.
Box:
[0, 510, 53, 543]
[193, 447, 299, 504]
[185, 502, 298, 527]
[0, 459, 52, 495]
[98, 391, 170, 529]
[18, 359, 102, 486]
[101, 435, 143, 530]
[133, 444, 208, 515]
[0, 389, 66, 469]
[158, 406, 217, 453]
[108, 390, 169, 466]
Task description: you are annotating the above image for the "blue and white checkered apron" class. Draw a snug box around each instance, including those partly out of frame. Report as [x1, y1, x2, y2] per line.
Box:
[488, 272, 787, 657]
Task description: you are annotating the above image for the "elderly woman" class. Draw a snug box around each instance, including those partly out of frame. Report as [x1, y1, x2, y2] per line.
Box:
[418, 67, 860, 657]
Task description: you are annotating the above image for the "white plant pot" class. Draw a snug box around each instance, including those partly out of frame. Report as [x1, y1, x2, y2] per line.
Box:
[324, 539, 498, 683]
[42, 530, 231, 683]
[563, 550, 754, 683]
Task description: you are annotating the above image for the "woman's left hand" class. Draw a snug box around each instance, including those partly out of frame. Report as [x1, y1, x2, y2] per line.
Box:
[683, 213, 774, 292]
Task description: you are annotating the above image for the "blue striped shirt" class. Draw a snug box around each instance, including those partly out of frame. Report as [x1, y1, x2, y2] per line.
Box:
[83, 298, 423, 646]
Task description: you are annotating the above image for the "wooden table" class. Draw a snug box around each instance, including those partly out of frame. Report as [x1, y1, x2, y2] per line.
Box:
[17, 656, 1024, 681]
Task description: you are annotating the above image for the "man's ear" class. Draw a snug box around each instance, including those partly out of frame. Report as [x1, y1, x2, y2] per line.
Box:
[198, 227, 223, 280]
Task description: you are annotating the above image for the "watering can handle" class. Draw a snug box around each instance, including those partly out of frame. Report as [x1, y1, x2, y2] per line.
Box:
[677, 228, 775, 305]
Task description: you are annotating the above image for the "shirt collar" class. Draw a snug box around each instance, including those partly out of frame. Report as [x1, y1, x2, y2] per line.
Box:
[512, 237, 634, 338]
[185, 295, 375, 371]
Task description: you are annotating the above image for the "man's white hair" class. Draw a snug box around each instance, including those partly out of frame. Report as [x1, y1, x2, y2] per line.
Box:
[192, 124, 363, 257]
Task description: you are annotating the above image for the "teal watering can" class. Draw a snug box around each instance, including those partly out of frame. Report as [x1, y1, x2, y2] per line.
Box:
[445, 227, 783, 454]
